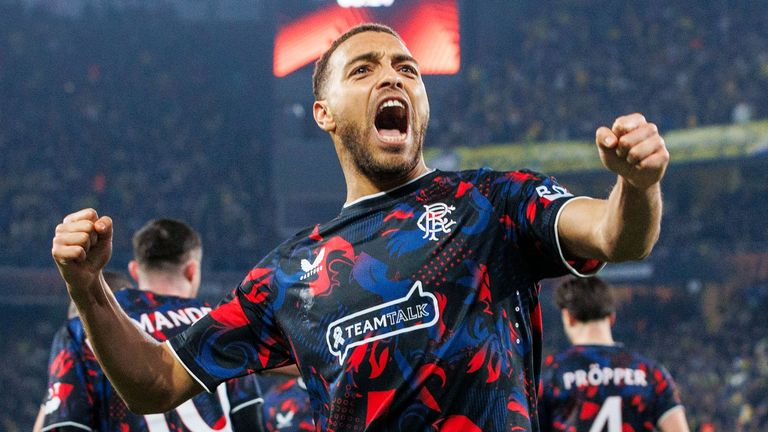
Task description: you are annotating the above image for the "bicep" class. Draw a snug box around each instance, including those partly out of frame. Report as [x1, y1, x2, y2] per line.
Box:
[557, 197, 611, 261]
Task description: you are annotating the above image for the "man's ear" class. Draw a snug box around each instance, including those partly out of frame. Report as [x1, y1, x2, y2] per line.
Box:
[563, 309, 578, 327]
[128, 260, 140, 283]
[313, 100, 336, 132]
[609, 312, 617, 327]
[183, 260, 198, 284]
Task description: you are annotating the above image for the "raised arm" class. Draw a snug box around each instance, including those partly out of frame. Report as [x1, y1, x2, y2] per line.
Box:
[558, 113, 669, 262]
[51, 208, 203, 413]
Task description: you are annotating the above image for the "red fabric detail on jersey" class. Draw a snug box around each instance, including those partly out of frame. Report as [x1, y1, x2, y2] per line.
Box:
[278, 378, 298, 392]
[416, 363, 447, 388]
[209, 295, 250, 328]
[51, 350, 75, 378]
[499, 214, 515, 240]
[53, 382, 74, 402]
[309, 224, 323, 241]
[368, 340, 389, 379]
[467, 345, 487, 373]
[242, 268, 273, 304]
[243, 267, 272, 285]
[531, 302, 543, 338]
[212, 415, 227, 430]
[384, 209, 414, 222]
[586, 385, 598, 397]
[505, 171, 539, 182]
[347, 342, 368, 373]
[578, 258, 603, 274]
[474, 263, 492, 314]
[419, 387, 442, 412]
[525, 200, 537, 224]
[280, 398, 300, 412]
[507, 398, 529, 417]
[257, 335, 284, 368]
[622, 423, 636, 432]
[455, 181, 473, 198]
[365, 390, 396, 427]
[654, 369, 668, 394]
[412, 363, 446, 412]
[309, 236, 355, 297]
[434, 415, 482, 432]
[580, 401, 600, 420]
[381, 228, 400, 237]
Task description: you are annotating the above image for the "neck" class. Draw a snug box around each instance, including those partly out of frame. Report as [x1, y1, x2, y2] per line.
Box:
[568, 321, 615, 346]
[342, 159, 430, 205]
[137, 273, 195, 299]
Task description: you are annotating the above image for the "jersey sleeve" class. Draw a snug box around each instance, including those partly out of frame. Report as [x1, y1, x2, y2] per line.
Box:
[651, 364, 684, 425]
[40, 323, 95, 431]
[168, 261, 294, 393]
[496, 169, 604, 279]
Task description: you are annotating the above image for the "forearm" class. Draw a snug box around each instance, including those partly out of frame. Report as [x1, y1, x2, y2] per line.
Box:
[598, 177, 662, 261]
[559, 178, 662, 262]
[71, 275, 195, 413]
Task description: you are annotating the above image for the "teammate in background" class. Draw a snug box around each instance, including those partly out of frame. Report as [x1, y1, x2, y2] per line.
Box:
[33, 271, 134, 432]
[40, 219, 265, 431]
[539, 277, 689, 432]
[51, 23, 669, 431]
[259, 375, 314, 432]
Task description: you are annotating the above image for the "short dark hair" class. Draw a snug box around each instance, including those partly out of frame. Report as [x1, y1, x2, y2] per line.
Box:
[132, 219, 201, 271]
[312, 23, 402, 100]
[555, 277, 616, 322]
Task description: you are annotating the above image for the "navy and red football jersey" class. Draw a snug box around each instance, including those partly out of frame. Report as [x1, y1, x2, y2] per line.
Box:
[40, 289, 264, 432]
[539, 344, 683, 432]
[170, 169, 603, 431]
[260, 375, 314, 431]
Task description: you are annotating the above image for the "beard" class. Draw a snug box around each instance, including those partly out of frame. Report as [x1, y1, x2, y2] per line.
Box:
[336, 115, 428, 182]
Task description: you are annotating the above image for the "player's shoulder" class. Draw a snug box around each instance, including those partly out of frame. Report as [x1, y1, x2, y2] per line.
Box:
[454, 167, 547, 183]
[627, 349, 672, 376]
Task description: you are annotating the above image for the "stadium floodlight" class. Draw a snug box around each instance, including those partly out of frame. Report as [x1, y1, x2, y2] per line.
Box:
[338, 0, 395, 7]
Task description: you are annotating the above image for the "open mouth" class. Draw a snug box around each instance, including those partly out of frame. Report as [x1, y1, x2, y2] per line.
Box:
[374, 98, 409, 143]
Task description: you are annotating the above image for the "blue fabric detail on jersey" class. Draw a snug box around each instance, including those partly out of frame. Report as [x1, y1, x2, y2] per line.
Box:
[352, 253, 413, 301]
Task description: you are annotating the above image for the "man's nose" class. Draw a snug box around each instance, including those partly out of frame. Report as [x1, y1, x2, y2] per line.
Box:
[376, 67, 404, 90]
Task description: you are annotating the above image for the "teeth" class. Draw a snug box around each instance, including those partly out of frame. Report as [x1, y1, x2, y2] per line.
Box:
[378, 99, 405, 112]
[379, 132, 407, 143]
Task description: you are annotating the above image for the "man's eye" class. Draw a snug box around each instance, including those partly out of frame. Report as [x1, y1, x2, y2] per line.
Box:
[353, 66, 370, 75]
[400, 65, 417, 75]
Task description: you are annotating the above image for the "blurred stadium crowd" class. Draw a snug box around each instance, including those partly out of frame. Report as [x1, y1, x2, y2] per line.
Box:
[0, 1, 766, 431]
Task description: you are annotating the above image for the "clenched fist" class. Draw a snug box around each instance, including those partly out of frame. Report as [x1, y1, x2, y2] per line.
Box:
[52, 208, 113, 297]
[596, 113, 670, 190]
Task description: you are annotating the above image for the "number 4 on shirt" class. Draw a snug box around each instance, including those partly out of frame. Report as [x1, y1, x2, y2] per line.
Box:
[590, 396, 622, 432]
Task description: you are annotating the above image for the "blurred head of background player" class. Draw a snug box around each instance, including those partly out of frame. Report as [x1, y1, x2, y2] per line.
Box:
[556, 276, 616, 345]
[128, 218, 202, 298]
